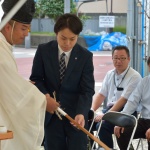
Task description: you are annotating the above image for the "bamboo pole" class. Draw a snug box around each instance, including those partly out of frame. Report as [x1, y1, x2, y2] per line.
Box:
[57, 108, 110, 150]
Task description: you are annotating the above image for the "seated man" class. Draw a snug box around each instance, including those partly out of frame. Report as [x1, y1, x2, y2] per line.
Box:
[91, 45, 142, 148]
[114, 56, 150, 150]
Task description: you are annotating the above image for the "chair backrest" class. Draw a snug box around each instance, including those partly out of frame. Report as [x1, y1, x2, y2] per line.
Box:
[102, 111, 136, 127]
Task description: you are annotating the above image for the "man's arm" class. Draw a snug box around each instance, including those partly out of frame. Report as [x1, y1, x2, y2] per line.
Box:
[30, 45, 48, 94]
[110, 72, 142, 112]
[91, 93, 105, 111]
[109, 97, 127, 111]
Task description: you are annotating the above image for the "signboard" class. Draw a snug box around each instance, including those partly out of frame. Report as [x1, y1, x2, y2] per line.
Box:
[99, 16, 115, 28]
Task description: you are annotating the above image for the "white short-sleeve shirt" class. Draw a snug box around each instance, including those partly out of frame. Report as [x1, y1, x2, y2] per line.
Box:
[99, 66, 142, 106]
[122, 75, 150, 119]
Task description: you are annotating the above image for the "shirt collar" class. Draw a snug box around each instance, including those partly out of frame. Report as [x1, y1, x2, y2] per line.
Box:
[58, 45, 72, 58]
[114, 65, 130, 77]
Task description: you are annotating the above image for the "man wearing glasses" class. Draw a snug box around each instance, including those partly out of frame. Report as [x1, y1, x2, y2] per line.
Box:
[114, 56, 150, 149]
[90, 45, 142, 149]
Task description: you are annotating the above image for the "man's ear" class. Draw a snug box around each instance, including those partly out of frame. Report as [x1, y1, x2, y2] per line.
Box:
[129, 57, 131, 61]
[4, 22, 12, 32]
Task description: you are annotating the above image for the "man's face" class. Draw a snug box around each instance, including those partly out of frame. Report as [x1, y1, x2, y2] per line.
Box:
[112, 49, 130, 74]
[56, 28, 78, 52]
[11, 22, 30, 45]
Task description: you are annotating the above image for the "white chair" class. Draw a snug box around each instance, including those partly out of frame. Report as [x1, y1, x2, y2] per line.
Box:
[92, 111, 137, 150]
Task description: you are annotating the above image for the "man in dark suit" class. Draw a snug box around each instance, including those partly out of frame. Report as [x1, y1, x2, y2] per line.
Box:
[30, 13, 95, 150]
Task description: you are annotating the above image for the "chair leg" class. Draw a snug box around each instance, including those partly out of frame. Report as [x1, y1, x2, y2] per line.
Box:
[127, 117, 138, 150]
[91, 121, 103, 150]
[112, 134, 118, 150]
[91, 131, 99, 150]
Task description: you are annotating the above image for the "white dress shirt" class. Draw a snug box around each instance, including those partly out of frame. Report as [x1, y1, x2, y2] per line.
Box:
[58, 45, 72, 67]
[99, 66, 142, 106]
[122, 75, 150, 119]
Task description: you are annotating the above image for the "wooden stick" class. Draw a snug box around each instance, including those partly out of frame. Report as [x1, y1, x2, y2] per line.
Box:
[57, 108, 110, 150]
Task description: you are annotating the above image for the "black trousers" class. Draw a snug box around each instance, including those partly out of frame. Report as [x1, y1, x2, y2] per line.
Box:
[117, 118, 150, 150]
[44, 114, 88, 150]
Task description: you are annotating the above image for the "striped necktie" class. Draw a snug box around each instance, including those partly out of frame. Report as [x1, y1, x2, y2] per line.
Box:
[59, 53, 66, 83]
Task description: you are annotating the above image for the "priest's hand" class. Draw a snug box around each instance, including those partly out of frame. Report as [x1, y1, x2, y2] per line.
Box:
[29, 80, 35, 84]
[45, 94, 60, 114]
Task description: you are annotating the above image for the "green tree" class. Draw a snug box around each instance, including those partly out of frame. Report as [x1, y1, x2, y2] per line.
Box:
[34, 0, 76, 21]
[79, 14, 91, 26]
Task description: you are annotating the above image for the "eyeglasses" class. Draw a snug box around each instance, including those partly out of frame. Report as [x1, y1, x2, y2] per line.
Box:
[112, 57, 127, 61]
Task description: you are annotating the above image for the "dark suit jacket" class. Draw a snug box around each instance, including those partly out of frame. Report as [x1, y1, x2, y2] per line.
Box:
[30, 40, 95, 126]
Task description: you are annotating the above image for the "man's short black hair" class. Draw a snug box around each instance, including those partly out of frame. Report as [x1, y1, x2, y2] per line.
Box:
[54, 13, 83, 35]
[112, 45, 130, 57]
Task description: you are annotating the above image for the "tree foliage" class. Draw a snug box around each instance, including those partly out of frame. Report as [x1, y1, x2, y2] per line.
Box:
[34, 0, 77, 21]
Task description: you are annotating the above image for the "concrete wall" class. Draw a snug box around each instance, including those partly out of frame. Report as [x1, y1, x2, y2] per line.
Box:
[29, 35, 87, 48]
[31, 14, 127, 34]
[28, 14, 126, 48]
[31, 18, 55, 32]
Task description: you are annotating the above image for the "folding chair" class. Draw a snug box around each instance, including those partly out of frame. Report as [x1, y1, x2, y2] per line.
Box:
[92, 111, 137, 150]
[87, 109, 95, 150]
[134, 110, 144, 150]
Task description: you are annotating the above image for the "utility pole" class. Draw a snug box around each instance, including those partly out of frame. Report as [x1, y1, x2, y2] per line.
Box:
[126, 0, 143, 75]
[109, 0, 113, 33]
[64, 0, 70, 13]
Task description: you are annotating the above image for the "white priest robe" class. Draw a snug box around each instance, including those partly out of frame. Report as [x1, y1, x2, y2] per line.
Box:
[0, 32, 46, 150]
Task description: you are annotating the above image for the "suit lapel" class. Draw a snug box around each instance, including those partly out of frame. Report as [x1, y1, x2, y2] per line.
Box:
[50, 43, 60, 86]
[62, 47, 79, 83]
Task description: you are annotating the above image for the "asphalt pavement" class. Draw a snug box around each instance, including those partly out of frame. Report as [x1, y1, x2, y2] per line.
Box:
[13, 46, 113, 93]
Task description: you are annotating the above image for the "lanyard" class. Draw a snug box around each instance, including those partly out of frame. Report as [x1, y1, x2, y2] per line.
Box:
[114, 66, 130, 90]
